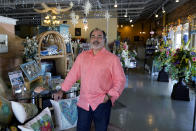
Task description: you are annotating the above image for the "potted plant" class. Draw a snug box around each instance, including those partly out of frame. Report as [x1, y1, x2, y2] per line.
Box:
[168, 41, 195, 101]
[154, 43, 171, 82]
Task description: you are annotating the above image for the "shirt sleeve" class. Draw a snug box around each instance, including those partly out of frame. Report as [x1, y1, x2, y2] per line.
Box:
[61, 53, 82, 92]
[108, 56, 126, 104]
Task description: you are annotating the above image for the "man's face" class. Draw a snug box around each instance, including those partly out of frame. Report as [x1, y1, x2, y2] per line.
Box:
[90, 30, 105, 50]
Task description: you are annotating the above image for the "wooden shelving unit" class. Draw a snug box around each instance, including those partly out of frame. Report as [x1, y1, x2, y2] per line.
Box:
[37, 31, 67, 78]
[40, 55, 65, 59]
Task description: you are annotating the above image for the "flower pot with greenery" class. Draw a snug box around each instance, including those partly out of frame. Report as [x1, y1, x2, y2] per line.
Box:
[168, 41, 195, 101]
[154, 44, 171, 82]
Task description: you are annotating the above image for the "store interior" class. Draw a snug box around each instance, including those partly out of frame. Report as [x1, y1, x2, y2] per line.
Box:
[0, 0, 196, 130]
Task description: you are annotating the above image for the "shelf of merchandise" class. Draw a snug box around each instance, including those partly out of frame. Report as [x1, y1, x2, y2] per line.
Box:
[40, 55, 65, 59]
[37, 31, 67, 78]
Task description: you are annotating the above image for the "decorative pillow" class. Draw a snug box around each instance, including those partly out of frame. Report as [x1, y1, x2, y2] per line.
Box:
[18, 107, 54, 131]
[50, 97, 78, 130]
[11, 101, 38, 123]
[0, 96, 13, 125]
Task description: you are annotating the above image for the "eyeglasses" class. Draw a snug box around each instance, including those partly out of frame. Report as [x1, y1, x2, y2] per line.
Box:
[90, 35, 103, 39]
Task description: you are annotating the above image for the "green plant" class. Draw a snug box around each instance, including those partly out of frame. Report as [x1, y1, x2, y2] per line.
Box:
[168, 40, 195, 81]
[22, 36, 39, 62]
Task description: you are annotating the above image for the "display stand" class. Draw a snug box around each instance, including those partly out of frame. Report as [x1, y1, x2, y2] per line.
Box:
[144, 38, 158, 74]
[37, 31, 67, 78]
[171, 77, 190, 101]
[192, 82, 196, 131]
[157, 66, 169, 82]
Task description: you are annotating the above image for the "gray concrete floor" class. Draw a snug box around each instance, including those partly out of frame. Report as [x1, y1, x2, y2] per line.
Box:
[110, 60, 195, 131]
[65, 60, 195, 131]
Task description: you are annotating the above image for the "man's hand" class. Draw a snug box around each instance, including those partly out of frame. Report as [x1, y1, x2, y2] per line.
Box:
[52, 90, 63, 101]
[103, 94, 111, 103]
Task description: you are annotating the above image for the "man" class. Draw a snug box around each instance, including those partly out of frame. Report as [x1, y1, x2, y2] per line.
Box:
[53, 28, 126, 131]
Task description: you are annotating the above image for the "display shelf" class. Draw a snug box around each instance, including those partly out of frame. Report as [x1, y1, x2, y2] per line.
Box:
[40, 55, 65, 59]
[37, 31, 67, 78]
[144, 38, 158, 74]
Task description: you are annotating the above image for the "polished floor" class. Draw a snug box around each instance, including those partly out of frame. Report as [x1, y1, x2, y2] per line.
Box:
[110, 61, 195, 131]
[67, 60, 195, 131]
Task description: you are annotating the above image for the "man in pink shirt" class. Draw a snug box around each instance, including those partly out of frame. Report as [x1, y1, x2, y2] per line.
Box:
[53, 28, 126, 131]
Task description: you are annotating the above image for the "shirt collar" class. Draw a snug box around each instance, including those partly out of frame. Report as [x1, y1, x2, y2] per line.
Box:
[90, 47, 106, 56]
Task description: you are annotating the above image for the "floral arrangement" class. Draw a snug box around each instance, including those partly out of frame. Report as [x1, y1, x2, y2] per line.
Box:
[129, 50, 137, 58]
[153, 41, 172, 71]
[190, 50, 196, 82]
[117, 42, 137, 68]
[22, 36, 39, 62]
[168, 40, 195, 81]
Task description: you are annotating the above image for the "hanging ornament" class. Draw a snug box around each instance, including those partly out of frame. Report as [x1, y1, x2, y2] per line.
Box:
[70, 11, 79, 27]
[34, 1, 73, 15]
[56, 4, 61, 14]
[77, 0, 81, 4]
[104, 10, 111, 21]
[83, 0, 92, 16]
[70, 11, 75, 19]
[83, 17, 88, 24]
[83, 24, 88, 31]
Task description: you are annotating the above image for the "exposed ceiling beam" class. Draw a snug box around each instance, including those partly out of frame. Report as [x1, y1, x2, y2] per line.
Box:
[0, 0, 78, 6]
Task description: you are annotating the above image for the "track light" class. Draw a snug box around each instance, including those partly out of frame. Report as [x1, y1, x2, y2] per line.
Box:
[162, 7, 165, 13]
[155, 14, 158, 18]
[176, 0, 179, 2]
[130, 19, 133, 23]
[131, 24, 134, 27]
[124, 9, 127, 17]
[114, 0, 117, 8]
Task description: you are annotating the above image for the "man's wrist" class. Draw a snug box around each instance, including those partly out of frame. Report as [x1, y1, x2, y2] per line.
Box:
[106, 93, 111, 99]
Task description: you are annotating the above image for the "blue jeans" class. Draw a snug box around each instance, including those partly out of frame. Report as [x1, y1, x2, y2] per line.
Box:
[77, 100, 112, 131]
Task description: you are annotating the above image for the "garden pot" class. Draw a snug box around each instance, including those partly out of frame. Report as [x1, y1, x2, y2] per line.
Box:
[171, 77, 190, 101]
[157, 66, 169, 82]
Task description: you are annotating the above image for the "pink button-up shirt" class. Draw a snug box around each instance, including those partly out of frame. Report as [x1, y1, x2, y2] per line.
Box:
[61, 48, 126, 111]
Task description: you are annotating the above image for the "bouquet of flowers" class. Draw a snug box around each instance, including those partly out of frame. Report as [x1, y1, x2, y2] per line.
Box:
[190, 50, 196, 82]
[154, 42, 172, 71]
[168, 40, 195, 81]
[129, 50, 137, 59]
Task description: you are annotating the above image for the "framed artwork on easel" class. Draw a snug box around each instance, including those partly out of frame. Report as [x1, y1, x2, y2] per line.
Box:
[20, 60, 42, 82]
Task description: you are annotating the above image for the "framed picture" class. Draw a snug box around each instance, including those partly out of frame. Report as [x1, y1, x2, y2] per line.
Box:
[75, 28, 81, 36]
[8, 70, 26, 96]
[0, 34, 8, 53]
[20, 60, 42, 81]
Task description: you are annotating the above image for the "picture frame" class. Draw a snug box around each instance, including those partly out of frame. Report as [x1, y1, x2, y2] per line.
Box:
[8, 70, 26, 96]
[75, 28, 81, 36]
[20, 60, 42, 82]
[0, 34, 8, 53]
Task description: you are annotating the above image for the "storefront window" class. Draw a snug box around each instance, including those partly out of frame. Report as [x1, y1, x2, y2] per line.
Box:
[174, 25, 182, 49]
[191, 19, 196, 48]
[182, 23, 189, 44]
[168, 26, 175, 49]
